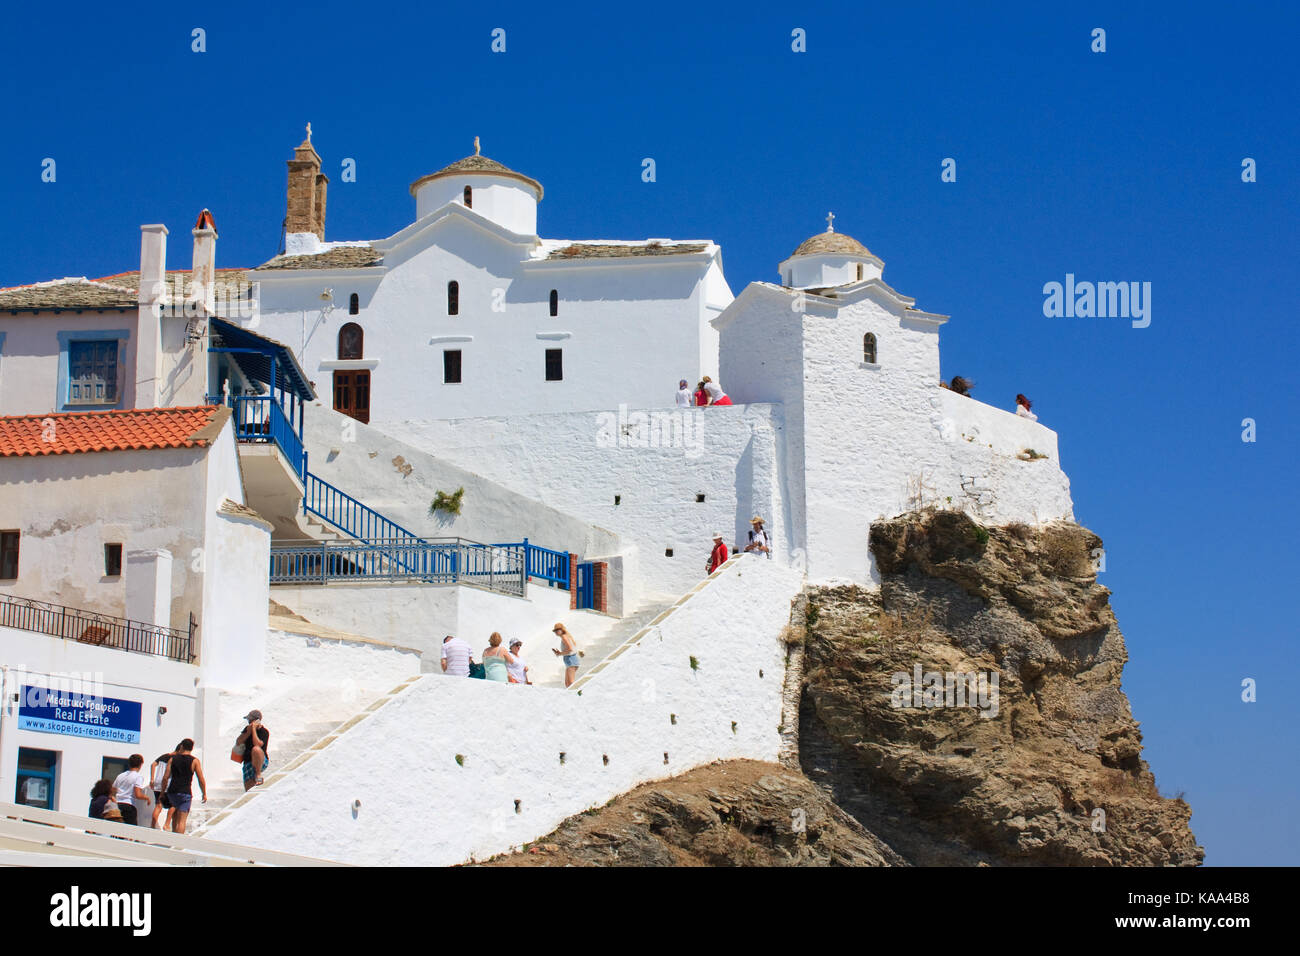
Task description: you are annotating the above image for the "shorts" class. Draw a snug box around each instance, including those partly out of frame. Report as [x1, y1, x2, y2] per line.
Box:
[242, 757, 269, 786]
[563, 653, 580, 668]
[116, 803, 138, 826]
[168, 792, 192, 813]
[159, 791, 170, 809]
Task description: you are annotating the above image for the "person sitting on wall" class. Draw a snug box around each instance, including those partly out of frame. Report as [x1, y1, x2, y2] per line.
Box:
[701, 376, 733, 406]
[482, 632, 517, 683]
[1015, 394, 1038, 421]
[440, 634, 475, 677]
[506, 639, 531, 685]
[676, 379, 692, 407]
[694, 381, 710, 407]
[707, 532, 729, 574]
[948, 376, 973, 396]
[745, 516, 772, 558]
[89, 779, 121, 822]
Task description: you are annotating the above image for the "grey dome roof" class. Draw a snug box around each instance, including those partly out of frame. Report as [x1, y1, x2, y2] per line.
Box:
[790, 230, 873, 259]
[410, 148, 543, 200]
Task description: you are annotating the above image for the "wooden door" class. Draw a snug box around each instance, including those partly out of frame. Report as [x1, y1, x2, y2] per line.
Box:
[333, 370, 371, 424]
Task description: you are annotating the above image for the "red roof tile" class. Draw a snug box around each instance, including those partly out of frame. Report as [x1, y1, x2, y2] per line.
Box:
[0, 406, 228, 457]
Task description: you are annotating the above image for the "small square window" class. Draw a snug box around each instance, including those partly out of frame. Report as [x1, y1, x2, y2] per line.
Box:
[545, 348, 563, 382]
[664, 548, 674, 558]
[0, 531, 18, 579]
[104, 543, 122, 577]
[614, 495, 621, 506]
[695, 493, 706, 503]
[443, 349, 462, 384]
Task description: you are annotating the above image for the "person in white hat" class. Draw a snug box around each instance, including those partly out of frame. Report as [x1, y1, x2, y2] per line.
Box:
[707, 531, 729, 574]
[744, 515, 772, 558]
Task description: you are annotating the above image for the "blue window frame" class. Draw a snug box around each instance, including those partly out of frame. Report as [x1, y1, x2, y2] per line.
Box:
[15, 747, 57, 810]
[56, 329, 129, 411]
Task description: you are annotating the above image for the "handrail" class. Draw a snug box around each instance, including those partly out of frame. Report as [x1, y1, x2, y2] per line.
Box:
[270, 539, 527, 596]
[0, 592, 193, 663]
[230, 395, 305, 479]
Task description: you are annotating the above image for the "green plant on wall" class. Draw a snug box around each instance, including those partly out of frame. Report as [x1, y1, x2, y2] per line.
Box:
[430, 486, 465, 516]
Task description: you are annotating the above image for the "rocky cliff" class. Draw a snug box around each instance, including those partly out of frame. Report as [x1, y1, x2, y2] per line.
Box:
[798, 510, 1202, 865]
[490, 512, 1202, 866]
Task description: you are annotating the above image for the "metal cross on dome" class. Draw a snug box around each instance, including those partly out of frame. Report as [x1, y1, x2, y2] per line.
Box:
[826, 211, 835, 233]
[306, 122, 312, 142]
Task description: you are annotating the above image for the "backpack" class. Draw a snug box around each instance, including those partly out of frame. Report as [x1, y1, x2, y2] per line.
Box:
[468, 661, 485, 679]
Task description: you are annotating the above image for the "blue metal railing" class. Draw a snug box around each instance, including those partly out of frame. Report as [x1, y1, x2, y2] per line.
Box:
[270, 538, 526, 597]
[303, 472, 427, 549]
[491, 538, 570, 588]
[229, 395, 306, 479]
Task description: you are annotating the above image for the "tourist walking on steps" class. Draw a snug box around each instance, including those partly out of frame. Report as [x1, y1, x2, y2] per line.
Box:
[948, 375, 973, 396]
[482, 632, 516, 683]
[506, 639, 531, 685]
[112, 754, 151, 826]
[1015, 394, 1038, 421]
[552, 622, 582, 688]
[676, 379, 692, 407]
[707, 532, 729, 574]
[694, 381, 709, 407]
[745, 515, 772, 558]
[701, 376, 732, 406]
[160, 738, 207, 834]
[440, 633, 475, 677]
[235, 710, 270, 791]
[149, 748, 174, 828]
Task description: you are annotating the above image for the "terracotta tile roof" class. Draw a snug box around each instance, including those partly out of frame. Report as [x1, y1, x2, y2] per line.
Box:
[0, 405, 229, 457]
[254, 246, 383, 271]
[546, 241, 709, 260]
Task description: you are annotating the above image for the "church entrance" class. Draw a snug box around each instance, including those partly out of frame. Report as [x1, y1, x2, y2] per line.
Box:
[333, 369, 370, 424]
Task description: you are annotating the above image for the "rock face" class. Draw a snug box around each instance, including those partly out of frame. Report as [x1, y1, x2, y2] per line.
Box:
[482, 760, 904, 867]
[798, 510, 1203, 866]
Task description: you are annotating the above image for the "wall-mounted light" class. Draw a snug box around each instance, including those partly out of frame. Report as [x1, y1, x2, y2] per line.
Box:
[157, 706, 167, 716]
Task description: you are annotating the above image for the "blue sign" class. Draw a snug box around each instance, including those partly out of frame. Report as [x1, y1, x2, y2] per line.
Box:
[17, 685, 142, 744]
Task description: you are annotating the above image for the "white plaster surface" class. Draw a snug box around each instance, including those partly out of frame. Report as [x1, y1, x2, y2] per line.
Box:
[203, 558, 804, 865]
[382, 404, 791, 602]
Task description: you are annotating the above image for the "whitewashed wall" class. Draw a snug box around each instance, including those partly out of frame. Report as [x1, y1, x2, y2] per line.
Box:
[251, 211, 728, 422]
[268, 577, 605, 685]
[203, 558, 804, 865]
[301, 404, 618, 558]
[382, 403, 791, 603]
[0, 626, 201, 815]
[718, 283, 1074, 584]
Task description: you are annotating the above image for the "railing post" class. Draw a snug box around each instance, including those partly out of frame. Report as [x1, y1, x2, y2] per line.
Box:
[320, 541, 328, 584]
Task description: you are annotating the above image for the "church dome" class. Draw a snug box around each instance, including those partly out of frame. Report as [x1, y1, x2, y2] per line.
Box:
[790, 230, 872, 260]
[410, 146, 543, 200]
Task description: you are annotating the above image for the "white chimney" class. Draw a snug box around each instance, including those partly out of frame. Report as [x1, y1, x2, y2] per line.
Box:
[190, 209, 217, 315]
[135, 224, 168, 408]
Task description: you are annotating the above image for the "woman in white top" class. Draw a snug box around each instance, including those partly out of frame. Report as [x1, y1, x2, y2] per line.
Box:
[1015, 394, 1038, 422]
[701, 376, 732, 406]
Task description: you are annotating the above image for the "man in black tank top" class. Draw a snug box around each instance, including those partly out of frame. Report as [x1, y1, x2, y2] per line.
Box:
[159, 738, 207, 834]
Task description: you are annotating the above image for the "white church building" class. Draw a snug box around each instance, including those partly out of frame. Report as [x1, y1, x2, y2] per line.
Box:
[0, 129, 1075, 864]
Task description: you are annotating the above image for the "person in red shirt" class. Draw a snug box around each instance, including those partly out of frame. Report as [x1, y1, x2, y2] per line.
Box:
[694, 381, 709, 407]
[707, 532, 729, 574]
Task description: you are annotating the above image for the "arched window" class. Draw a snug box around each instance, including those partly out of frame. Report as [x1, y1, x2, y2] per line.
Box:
[863, 332, 877, 365]
[448, 281, 459, 315]
[549, 289, 559, 317]
[463, 186, 472, 208]
[339, 322, 364, 360]
[349, 293, 359, 315]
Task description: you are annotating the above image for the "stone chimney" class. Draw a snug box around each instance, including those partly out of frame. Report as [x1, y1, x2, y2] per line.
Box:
[191, 209, 217, 314]
[285, 123, 328, 242]
[135, 224, 168, 408]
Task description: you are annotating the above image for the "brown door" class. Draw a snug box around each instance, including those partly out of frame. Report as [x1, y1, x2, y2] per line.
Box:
[333, 370, 371, 424]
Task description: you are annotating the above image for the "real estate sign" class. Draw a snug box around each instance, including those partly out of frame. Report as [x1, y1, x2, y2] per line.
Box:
[17, 684, 142, 744]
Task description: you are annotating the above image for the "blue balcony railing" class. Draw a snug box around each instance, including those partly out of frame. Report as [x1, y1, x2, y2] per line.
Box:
[228, 395, 306, 479]
[492, 539, 570, 587]
[269, 538, 526, 597]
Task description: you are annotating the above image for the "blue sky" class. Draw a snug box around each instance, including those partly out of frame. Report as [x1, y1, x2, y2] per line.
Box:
[2, 1, 1296, 864]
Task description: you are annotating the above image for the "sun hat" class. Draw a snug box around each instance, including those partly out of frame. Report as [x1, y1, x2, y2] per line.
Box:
[510, 639, 522, 648]
[243, 709, 262, 721]
[750, 515, 765, 524]
[712, 531, 724, 540]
